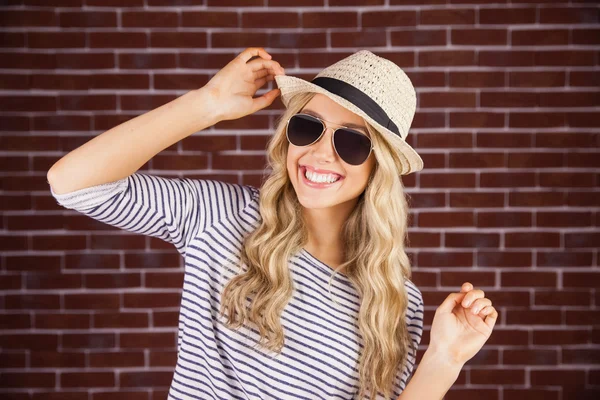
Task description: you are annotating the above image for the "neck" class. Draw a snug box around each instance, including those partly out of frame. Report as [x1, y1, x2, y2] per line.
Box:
[301, 198, 358, 266]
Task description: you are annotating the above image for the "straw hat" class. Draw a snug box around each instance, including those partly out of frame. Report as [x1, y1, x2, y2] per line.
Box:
[274, 50, 423, 175]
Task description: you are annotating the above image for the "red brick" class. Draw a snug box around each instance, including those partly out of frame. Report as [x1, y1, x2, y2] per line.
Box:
[59, 11, 116, 28]
[535, 50, 595, 66]
[419, 211, 475, 227]
[509, 71, 566, 87]
[450, 71, 505, 87]
[572, 29, 600, 45]
[331, 30, 386, 48]
[123, 292, 181, 308]
[509, 191, 566, 207]
[537, 251, 593, 267]
[419, 50, 476, 66]
[119, 54, 177, 70]
[181, 11, 238, 28]
[505, 232, 560, 247]
[537, 211, 592, 227]
[417, 132, 472, 148]
[421, 9, 475, 25]
[539, 7, 599, 24]
[28, 31, 86, 49]
[0, 10, 58, 27]
[120, 332, 176, 349]
[540, 172, 596, 187]
[481, 91, 538, 107]
[61, 372, 115, 388]
[476, 132, 531, 148]
[479, 7, 536, 24]
[471, 369, 525, 385]
[417, 251, 473, 267]
[451, 28, 507, 45]
[420, 172, 476, 188]
[419, 92, 476, 108]
[89, 351, 145, 368]
[503, 350, 558, 365]
[446, 233, 500, 248]
[449, 152, 505, 168]
[449, 192, 504, 208]
[501, 271, 557, 288]
[534, 289, 592, 306]
[441, 271, 496, 287]
[149, 350, 177, 367]
[150, 32, 208, 49]
[507, 153, 565, 168]
[570, 70, 600, 87]
[0, 372, 55, 388]
[391, 29, 445, 46]
[120, 371, 174, 387]
[88, 32, 148, 49]
[363, 10, 416, 27]
[477, 251, 532, 268]
[121, 11, 178, 28]
[450, 112, 504, 128]
[477, 211, 532, 228]
[479, 51, 534, 67]
[512, 29, 569, 46]
[300, 11, 355, 29]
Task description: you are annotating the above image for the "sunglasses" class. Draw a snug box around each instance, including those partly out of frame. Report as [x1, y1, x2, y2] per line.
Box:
[285, 113, 374, 166]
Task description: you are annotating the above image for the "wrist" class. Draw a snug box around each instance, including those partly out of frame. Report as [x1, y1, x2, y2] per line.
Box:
[183, 87, 224, 128]
[421, 346, 464, 372]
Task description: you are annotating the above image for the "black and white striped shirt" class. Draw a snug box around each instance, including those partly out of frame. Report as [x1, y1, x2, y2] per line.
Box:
[50, 172, 424, 400]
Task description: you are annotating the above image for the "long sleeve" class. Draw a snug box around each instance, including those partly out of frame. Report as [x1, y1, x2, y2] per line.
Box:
[49, 172, 258, 257]
[394, 287, 425, 398]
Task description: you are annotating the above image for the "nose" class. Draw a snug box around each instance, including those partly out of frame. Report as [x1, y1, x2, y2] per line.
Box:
[310, 126, 337, 161]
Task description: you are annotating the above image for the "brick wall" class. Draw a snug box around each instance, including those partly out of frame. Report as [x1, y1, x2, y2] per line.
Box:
[1, 0, 598, 399]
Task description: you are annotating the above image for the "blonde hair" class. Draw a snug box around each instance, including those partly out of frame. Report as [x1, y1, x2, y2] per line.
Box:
[219, 91, 417, 399]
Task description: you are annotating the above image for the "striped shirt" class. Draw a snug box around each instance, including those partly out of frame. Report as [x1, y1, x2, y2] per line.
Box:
[50, 172, 424, 400]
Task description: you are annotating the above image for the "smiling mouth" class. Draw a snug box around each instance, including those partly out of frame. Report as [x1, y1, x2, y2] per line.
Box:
[299, 165, 344, 186]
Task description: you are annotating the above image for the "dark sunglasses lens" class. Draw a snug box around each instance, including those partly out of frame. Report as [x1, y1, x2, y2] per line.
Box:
[334, 129, 372, 165]
[287, 114, 323, 146]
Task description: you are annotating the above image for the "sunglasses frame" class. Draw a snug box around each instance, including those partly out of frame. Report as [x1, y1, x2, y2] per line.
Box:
[285, 113, 375, 166]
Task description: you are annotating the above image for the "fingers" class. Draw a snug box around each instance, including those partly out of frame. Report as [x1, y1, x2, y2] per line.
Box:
[461, 282, 473, 292]
[251, 88, 280, 114]
[238, 47, 272, 63]
[237, 47, 285, 76]
[483, 307, 498, 330]
[249, 58, 285, 75]
[437, 292, 467, 314]
[461, 287, 485, 308]
[458, 281, 499, 328]
[468, 297, 492, 315]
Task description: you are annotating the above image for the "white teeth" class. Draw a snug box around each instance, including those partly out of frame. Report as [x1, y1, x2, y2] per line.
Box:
[304, 168, 340, 184]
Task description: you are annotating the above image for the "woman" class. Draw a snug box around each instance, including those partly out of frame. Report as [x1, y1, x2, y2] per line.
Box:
[48, 47, 497, 400]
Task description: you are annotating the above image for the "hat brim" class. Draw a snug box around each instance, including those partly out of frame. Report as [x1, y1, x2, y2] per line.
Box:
[274, 75, 423, 175]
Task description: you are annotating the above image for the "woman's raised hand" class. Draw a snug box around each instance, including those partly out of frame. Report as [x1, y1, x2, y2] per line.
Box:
[428, 282, 498, 367]
[202, 47, 286, 122]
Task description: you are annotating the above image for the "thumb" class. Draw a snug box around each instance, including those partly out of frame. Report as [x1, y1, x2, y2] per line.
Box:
[252, 88, 280, 113]
[437, 291, 468, 314]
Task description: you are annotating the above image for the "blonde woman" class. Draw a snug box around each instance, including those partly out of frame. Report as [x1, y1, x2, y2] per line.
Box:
[48, 47, 498, 400]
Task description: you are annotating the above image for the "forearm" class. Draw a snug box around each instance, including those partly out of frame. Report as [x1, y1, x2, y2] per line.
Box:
[48, 88, 221, 195]
[397, 348, 463, 400]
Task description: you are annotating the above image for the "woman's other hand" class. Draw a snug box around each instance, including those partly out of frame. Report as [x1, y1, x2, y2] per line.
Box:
[428, 282, 499, 367]
[202, 47, 285, 122]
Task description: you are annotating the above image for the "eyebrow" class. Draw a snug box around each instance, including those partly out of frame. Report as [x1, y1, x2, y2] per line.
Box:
[302, 109, 368, 133]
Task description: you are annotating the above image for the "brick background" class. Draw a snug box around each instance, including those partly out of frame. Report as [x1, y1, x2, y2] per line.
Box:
[1, 0, 599, 399]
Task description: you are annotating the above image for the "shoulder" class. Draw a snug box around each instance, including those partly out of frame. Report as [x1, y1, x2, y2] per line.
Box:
[405, 278, 423, 310]
[193, 179, 259, 207]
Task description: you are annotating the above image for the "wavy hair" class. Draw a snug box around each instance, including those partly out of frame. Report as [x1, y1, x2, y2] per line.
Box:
[219, 91, 417, 399]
